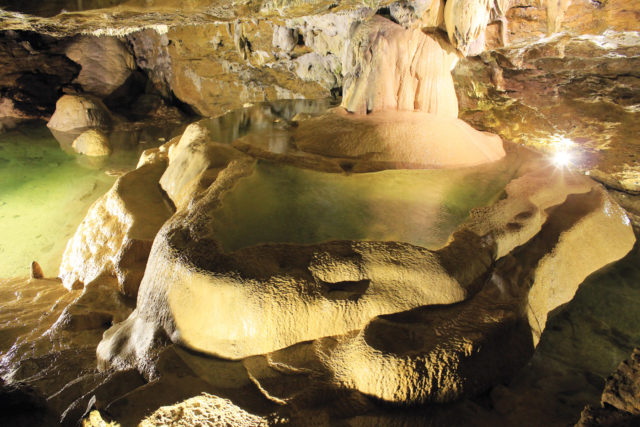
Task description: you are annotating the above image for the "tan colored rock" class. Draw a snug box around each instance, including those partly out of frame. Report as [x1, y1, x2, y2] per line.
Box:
[71, 129, 112, 156]
[326, 176, 634, 404]
[444, 0, 492, 56]
[59, 161, 174, 297]
[159, 122, 248, 210]
[47, 95, 112, 132]
[140, 393, 268, 426]
[128, 22, 329, 117]
[293, 108, 505, 168]
[390, 0, 445, 29]
[527, 188, 636, 344]
[99, 156, 498, 362]
[342, 16, 459, 116]
[65, 36, 136, 99]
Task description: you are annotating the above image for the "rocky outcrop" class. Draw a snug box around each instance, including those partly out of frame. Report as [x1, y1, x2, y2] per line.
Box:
[59, 160, 174, 296]
[65, 35, 137, 101]
[577, 349, 640, 426]
[159, 122, 248, 210]
[47, 94, 112, 132]
[0, 30, 79, 118]
[454, 31, 640, 193]
[72, 129, 111, 156]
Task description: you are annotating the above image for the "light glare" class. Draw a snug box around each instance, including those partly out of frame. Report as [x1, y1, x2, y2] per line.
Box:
[553, 150, 572, 167]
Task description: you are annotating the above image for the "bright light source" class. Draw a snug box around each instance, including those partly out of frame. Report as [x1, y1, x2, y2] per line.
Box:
[553, 150, 572, 168]
[549, 135, 576, 168]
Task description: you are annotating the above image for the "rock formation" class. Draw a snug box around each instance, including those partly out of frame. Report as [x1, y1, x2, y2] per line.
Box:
[0, 0, 638, 425]
[59, 160, 175, 296]
[577, 349, 640, 426]
[47, 94, 112, 132]
[341, 16, 459, 116]
[71, 129, 112, 156]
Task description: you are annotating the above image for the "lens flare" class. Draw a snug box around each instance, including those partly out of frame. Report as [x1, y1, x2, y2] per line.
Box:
[549, 135, 575, 168]
[553, 150, 572, 167]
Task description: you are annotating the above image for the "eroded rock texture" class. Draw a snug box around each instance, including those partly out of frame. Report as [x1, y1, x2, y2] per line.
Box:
[59, 160, 175, 296]
[577, 349, 640, 426]
[0, 0, 638, 425]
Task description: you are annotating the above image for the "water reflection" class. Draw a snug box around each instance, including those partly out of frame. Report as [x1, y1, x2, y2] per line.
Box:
[209, 154, 520, 253]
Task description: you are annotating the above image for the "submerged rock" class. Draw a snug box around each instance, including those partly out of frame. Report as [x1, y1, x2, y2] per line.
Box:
[71, 129, 111, 156]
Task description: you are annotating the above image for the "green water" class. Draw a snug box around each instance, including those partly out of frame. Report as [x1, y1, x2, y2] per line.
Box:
[0, 123, 175, 279]
[211, 158, 519, 252]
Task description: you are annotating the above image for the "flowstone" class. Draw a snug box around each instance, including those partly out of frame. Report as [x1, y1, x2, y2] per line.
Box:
[97, 113, 634, 405]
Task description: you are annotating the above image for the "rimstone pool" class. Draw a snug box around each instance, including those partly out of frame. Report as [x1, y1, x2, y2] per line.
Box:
[209, 158, 518, 253]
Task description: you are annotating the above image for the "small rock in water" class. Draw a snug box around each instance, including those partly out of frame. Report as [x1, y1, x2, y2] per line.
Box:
[31, 261, 44, 279]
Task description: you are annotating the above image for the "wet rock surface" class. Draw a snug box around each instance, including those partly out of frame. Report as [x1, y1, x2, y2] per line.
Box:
[0, 0, 638, 424]
[454, 31, 640, 192]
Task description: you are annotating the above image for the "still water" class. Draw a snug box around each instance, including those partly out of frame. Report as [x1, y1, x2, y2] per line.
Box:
[0, 122, 184, 278]
[211, 158, 518, 252]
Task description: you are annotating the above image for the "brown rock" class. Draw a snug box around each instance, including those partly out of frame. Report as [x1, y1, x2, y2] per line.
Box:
[47, 95, 113, 132]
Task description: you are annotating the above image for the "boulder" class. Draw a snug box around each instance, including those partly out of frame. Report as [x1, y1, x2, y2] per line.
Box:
[71, 129, 112, 156]
[59, 160, 175, 296]
[65, 36, 136, 100]
[47, 95, 112, 133]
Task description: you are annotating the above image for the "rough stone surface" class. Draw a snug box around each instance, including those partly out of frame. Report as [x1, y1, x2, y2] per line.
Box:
[576, 349, 640, 426]
[97, 130, 633, 407]
[65, 35, 136, 99]
[71, 129, 112, 156]
[59, 160, 174, 296]
[159, 122, 248, 210]
[47, 94, 113, 132]
[455, 31, 640, 193]
[342, 16, 459, 116]
[293, 107, 505, 167]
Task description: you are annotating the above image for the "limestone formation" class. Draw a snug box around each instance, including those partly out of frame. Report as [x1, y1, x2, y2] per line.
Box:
[140, 393, 268, 426]
[341, 16, 459, 116]
[59, 160, 174, 296]
[96, 127, 633, 405]
[71, 129, 112, 156]
[327, 182, 634, 404]
[159, 121, 249, 210]
[0, 0, 638, 425]
[65, 35, 136, 99]
[47, 95, 113, 133]
[292, 108, 505, 167]
[444, 0, 492, 56]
